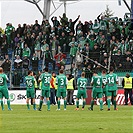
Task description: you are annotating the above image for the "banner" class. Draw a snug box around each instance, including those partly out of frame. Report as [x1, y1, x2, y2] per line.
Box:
[6, 90, 81, 105]
[3, 89, 129, 105]
[86, 89, 131, 105]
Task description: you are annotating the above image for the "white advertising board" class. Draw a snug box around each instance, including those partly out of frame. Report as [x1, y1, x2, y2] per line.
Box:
[4, 90, 83, 105]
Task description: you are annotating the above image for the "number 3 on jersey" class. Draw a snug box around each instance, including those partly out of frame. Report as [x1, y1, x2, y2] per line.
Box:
[44, 77, 50, 84]
[60, 78, 64, 85]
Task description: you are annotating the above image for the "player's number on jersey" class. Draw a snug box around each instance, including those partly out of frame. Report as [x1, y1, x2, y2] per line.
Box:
[108, 77, 114, 83]
[44, 77, 50, 84]
[60, 78, 64, 85]
[26, 80, 33, 87]
[80, 81, 86, 88]
[102, 78, 107, 85]
[0, 77, 4, 85]
[97, 78, 100, 85]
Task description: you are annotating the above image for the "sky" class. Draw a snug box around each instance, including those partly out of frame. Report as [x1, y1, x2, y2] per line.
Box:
[0, 0, 132, 28]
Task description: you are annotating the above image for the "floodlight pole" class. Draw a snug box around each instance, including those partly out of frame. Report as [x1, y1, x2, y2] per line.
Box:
[123, 0, 132, 12]
[24, 0, 52, 19]
[43, 0, 52, 19]
[63, 0, 66, 14]
[131, 0, 133, 18]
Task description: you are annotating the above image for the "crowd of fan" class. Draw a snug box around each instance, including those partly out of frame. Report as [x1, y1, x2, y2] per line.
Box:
[0, 13, 133, 87]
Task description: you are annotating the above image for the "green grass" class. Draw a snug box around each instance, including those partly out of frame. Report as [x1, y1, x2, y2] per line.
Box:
[0, 105, 133, 133]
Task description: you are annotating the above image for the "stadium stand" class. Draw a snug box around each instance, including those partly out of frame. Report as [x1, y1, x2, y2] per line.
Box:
[0, 13, 133, 89]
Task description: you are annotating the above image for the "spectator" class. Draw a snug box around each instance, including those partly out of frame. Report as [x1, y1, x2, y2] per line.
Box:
[24, 33, 32, 51]
[51, 16, 60, 34]
[59, 13, 68, 27]
[123, 57, 132, 71]
[45, 46, 55, 70]
[14, 43, 23, 58]
[33, 20, 40, 30]
[41, 40, 49, 59]
[22, 56, 30, 70]
[90, 44, 100, 61]
[34, 36, 41, 60]
[14, 55, 23, 70]
[75, 51, 83, 69]
[102, 58, 108, 69]
[31, 53, 39, 72]
[83, 64, 93, 87]
[12, 70, 21, 90]
[50, 36, 59, 57]
[70, 43, 77, 65]
[92, 19, 100, 35]
[16, 24, 23, 37]
[59, 32, 67, 53]
[22, 43, 31, 58]
[44, 20, 51, 35]
[5, 23, 15, 45]
[122, 73, 133, 105]
[86, 35, 97, 50]
[54, 51, 66, 70]
[67, 15, 80, 34]
[1, 59, 11, 75]
[51, 16, 60, 28]
[76, 20, 83, 36]
[69, 37, 78, 47]
[14, 33, 21, 47]
[0, 40, 8, 57]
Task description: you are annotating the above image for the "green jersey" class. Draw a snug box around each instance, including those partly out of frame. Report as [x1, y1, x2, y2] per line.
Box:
[77, 77, 87, 91]
[102, 74, 107, 91]
[39, 72, 52, 90]
[91, 75, 103, 92]
[0, 73, 8, 89]
[25, 76, 35, 89]
[56, 74, 67, 91]
[107, 73, 118, 91]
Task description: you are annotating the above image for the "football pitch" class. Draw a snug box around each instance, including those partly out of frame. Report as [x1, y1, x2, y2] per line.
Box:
[0, 105, 133, 133]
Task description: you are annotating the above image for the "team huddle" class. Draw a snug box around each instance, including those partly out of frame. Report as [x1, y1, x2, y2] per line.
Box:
[0, 66, 118, 111]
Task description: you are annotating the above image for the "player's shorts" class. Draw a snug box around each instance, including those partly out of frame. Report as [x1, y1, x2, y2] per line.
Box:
[41, 90, 50, 98]
[26, 89, 35, 99]
[56, 90, 66, 98]
[92, 89, 103, 99]
[0, 88, 9, 99]
[107, 90, 117, 97]
[76, 90, 87, 99]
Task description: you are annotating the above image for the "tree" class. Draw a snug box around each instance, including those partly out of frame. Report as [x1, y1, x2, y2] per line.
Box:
[103, 5, 114, 18]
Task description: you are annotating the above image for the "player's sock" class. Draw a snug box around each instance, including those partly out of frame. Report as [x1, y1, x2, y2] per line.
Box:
[0, 100, 4, 110]
[90, 100, 94, 109]
[64, 100, 67, 109]
[27, 103, 30, 110]
[33, 103, 36, 110]
[7, 100, 11, 109]
[57, 100, 60, 109]
[76, 100, 79, 108]
[82, 101, 86, 108]
[114, 100, 117, 110]
[100, 100, 103, 110]
[47, 100, 50, 110]
[107, 99, 111, 109]
[39, 100, 43, 110]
